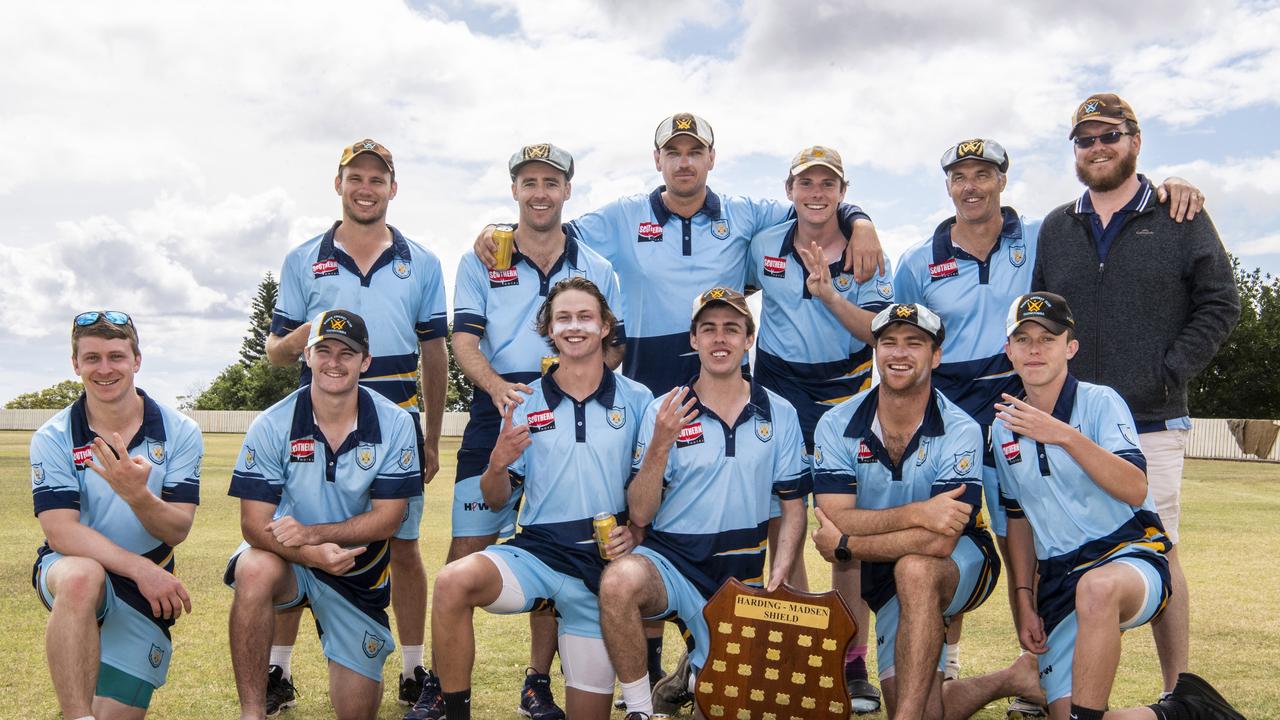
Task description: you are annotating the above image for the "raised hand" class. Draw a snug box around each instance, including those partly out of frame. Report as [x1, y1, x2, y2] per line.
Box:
[653, 386, 700, 448]
[490, 401, 532, 468]
[796, 240, 835, 302]
[995, 394, 1076, 447]
[88, 433, 153, 504]
[488, 380, 533, 413]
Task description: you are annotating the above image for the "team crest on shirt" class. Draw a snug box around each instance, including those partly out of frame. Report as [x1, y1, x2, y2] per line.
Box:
[855, 440, 876, 463]
[527, 409, 556, 433]
[290, 437, 316, 463]
[147, 440, 165, 465]
[876, 277, 894, 300]
[148, 644, 164, 668]
[607, 407, 626, 429]
[243, 446, 257, 470]
[362, 631, 386, 659]
[676, 422, 705, 448]
[356, 442, 376, 470]
[637, 221, 664, 242]
[833, 273, 854, 292]
[31, 463, 44, 486]
[398, 447, 415, 470]
[193, 457, 202, 479]
[312, 258, 339, 277]
[813, 445, 824, 467]
[915, 436, 931, 466]
[953, 450, 976, 476]
[754, 417, 773, 442]
[393, 257, 411, 279]
[632, 442, 645, 467]
[711, 219, 730, 240]
[488, 267, 520, 288]
[1009, 242, 1026, 268]
[1118, 423, 1137, 445]
[928, 257, 959, 279]
[72, 444, 94, 471]
[1001, 440, 1023, 465]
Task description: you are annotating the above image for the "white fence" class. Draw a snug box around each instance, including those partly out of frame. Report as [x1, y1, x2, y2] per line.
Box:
[2, 410, 1277, 462]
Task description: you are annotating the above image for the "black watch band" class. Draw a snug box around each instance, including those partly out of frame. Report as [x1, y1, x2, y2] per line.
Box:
[834, 534, 852, 562]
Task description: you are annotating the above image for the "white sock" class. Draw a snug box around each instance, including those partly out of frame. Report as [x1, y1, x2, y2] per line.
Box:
[72, 716, 95, 720]
[270, 645, 294, 679]
[621, 675, 653, 714]
[944, 642, 960, 667]
[402, 644, 424, 678]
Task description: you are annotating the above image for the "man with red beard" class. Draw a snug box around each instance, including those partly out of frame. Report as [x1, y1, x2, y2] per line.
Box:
[1032, 93, 1240, 704]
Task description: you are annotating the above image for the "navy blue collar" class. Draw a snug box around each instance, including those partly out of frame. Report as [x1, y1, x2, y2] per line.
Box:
[1049, 374, 1080, 424]
[930, 206, 1023, 265]
[779, 221, 850, 272]
[684, 374, 773, 426]
[317, 221, 410, 262]
[290, 385, 383, 448]
[648, 186, 723, 225]
[843, 386, 947, 440]
[71, 388, 167, 450]
[541, 365, 617, 409]
[1072, 174, 1154, 217]
[510, 223, 581, 270]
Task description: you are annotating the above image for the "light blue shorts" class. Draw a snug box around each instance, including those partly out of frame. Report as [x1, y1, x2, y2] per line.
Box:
[35, 551, 173, 690]
[394, 495, 424, 541]
[451, 474, 521, 538]
[225, 548, 394, 682]
[1038, 555, 1167, 703]
[634, 546, 716, 672]
[874, 535, 997, 680]
[479, 545, 603, 638]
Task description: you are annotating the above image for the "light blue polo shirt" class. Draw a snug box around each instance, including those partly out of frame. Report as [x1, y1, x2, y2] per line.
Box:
[500, 367, 654, 590]
[747, 219, 893, 447]
[272, 222, 449, 413]
[630, 380, 810, 599]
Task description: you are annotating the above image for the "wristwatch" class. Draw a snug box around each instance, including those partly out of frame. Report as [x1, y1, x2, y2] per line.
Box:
[834, 534, 852, 562]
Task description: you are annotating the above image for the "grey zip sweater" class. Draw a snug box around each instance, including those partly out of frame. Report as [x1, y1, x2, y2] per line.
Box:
[1032, 184, 1239, 428]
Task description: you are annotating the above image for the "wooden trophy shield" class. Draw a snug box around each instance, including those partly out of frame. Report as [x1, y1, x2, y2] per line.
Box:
[696, 579, 857, 720]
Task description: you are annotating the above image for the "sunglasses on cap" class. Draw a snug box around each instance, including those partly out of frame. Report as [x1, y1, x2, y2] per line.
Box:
[73, 310, 134, 328]
[1072, 130, 1135, 149]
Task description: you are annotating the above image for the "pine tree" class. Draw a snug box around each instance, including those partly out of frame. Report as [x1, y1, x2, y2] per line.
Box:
[239, 272, 278, 367]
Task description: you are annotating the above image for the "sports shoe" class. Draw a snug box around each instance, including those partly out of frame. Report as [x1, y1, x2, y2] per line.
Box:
[517, 668, 565, 720]
[399, 666, 426, 706]
[624, 714, 673, 720]
[1152, 672, 1245, 720]
[265, 665, 297, 717]
[651, 651, 694, 715]
[403, 668, 445, 720]
[847, 678, 881, 714]
[1006, 696, 1048, 718]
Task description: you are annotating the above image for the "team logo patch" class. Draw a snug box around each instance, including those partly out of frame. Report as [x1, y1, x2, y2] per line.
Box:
[754, 417, 772, 442]
[148, 644, 165, 668]
[916, 436, 931, 466]
[813, 445, 824, 467]
[290, 438, 316, 463]
[488, 267, 519, 288]
[312, 258, 339, 277]
[632, 442, 645, 467]
[243, 446, 256, 470]
[31, 463, 44, 486]
[527, 409, 556, 433]
[763, 256, 787, 278]
[1083, 99, 1102, 115]
[856, 440, 876, 463]
[362, 631, 386, 659]
[72, 444, 93, 470]
[876, 277, 894, 300]
[711, 219, 730, 240]
[953, 450, 976, 476]
[1009, 242, 1026, 268]
[1118, 423, 1137, 445]
[676, 422, 705, 448]
[356, 442, 376, 470]
[147, 440, 165, 465]
[637, 221, 664, 242]
[607, 407, 626, 429]
[393, 257, 411, 278]
[523, 143, 551, 160]
[957, 139, 985, 158]
[928, 258, 959, 279]
[1001, 440, 1023, 465]
[398, 447, 415, 470]
[832, 273, 853, 292]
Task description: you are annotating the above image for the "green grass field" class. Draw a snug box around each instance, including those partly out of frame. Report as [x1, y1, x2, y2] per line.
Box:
[0, 430, 1274, 719]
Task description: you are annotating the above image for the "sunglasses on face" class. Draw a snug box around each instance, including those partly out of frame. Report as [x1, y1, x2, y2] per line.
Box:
[73, 310, 134, 327]
[1072, 130, 1134, 149]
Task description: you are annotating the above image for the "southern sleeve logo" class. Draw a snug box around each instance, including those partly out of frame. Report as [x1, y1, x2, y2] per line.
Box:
[527, 409, 556, 433]
[637, 222, 664, 242]
[676, 422, 705, 448]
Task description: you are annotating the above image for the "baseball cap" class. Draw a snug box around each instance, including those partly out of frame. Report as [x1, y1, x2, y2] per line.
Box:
[307, 309, 370, 354]
[655, 112, 714, 149]
[508, 143, 575, 181]
[691, 286, 750, 322]
[1006, 292, 1075, 337]
[1069, 93, 1139, 138]
[871, 303, 946, 345]
[940, 138, 1009, 174]
[339, 139, 395, 176]
[790, 146, 846, 180]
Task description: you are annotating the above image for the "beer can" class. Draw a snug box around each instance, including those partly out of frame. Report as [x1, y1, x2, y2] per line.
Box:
[492, 224, 515, 270]
[540, 355, 559, 375]
[593, 512, 617, 560]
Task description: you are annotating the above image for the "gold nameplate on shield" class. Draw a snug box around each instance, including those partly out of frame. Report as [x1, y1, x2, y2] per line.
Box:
[697, 579, 856, 720]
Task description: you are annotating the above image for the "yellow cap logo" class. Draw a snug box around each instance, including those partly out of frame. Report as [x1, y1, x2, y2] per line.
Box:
[523, 144, 550, 159]
[326, 316, 347, 330]
[675, 116, 694, 130]
[1024, 298, 1046, 313]
[708, 288, 726, 299]
[957, 139, 984, 157]
[895, 305, 915, 318]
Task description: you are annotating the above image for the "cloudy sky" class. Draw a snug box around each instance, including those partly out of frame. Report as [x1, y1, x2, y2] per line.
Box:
[3, 0, 1279, 407]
